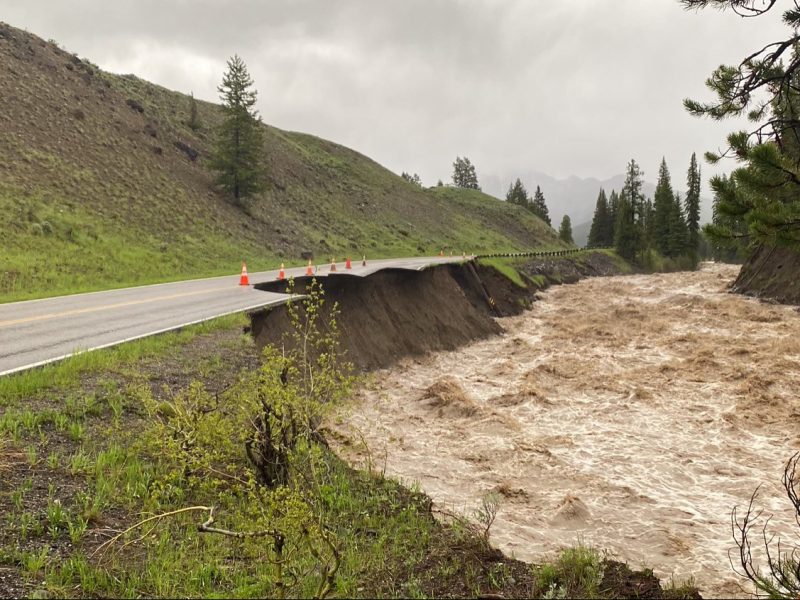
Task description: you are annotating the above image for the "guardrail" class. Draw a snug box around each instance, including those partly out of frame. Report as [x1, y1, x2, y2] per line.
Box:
[476, 247, 613, 259]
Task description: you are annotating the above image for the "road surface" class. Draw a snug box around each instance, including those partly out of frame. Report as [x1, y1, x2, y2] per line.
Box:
[0, 256, 465, 377]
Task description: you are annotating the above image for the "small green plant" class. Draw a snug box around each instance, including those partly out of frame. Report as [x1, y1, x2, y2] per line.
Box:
[473, 491, 501, 541]
[75, 490, 105, 524]
[47, 555, 106, 595]
[534, 545, 603, 599]
[11, 487, 25, 511]
[67, 515, 88, 544]
[46, 498, 69, 538]
[487, 562, 512, 590]
[20, 408, 40, 433]
[106, 392, 124, 421]
[542, 581, 568, 599]
[69, 448, 92, 474]
[68, 420, 84, 442]
[25, 444, 38, 466]
[53, 412, 68, 432]
[18, 511, 36, 540]
[1, 414, 22, 441]
[21, 547, 49, 578]
[82, 394, 102, 417]
[47, 451, 59, 470]
[536, 563, 559, 591]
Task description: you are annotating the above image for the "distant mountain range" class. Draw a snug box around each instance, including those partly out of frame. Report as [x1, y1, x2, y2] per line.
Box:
[481, 171, 713, 247]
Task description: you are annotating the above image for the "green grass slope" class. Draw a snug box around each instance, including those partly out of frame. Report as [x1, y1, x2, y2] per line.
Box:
[0, 22, 566, 302]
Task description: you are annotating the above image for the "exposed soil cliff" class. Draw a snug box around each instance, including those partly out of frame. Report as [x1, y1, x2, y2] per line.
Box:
[732, 244, 800, 305]
[251, 254, 626, 371]
[252, 265, 501, 371]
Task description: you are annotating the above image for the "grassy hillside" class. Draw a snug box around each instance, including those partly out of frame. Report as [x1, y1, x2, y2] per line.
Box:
[0, 22, 566, 302]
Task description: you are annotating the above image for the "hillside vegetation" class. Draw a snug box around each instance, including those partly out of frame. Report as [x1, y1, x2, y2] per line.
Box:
[0, 22, 565, 302]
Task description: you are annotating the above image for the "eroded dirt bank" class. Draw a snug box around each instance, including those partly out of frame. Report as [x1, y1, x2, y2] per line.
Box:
[251, 253, 624, 369]
[251, 265, 500, 370]
[331, 263, 800, 598]
[733, 244, 800, 305]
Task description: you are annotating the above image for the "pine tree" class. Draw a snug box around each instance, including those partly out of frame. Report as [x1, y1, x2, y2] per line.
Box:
[452, 157, 480, 190]
[623, 159, 645, 222]
[531, 186, 551, 226]
[210, 55, 264, 206]
[684, 2, 800, 249]
[706, 174, 750, 261]
[505, 178, 528, 206]
[621, 159, 645, 258]
[667, 193, 689, 257]
[558, 215, 574, 244]
[614, 191, 638, 260]
[653, 158, 675, 254]
[188, 91, 200, 131]
[588, 189, 609, 247]
[685, 153, 702, 261]
[607, 190, 620, 245]
[642, 197, 655, 249]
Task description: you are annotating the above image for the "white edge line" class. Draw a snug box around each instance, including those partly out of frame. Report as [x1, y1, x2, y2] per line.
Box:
[0, 257, 468, 377]
[0, 296, 303, 378]
[0, 256, 457, 307]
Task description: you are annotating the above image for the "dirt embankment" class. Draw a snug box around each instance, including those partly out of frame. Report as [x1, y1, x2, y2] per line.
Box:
[251, 253, 626, 371]
[252, 265, 501, 371]
[732, 244, 800, 304]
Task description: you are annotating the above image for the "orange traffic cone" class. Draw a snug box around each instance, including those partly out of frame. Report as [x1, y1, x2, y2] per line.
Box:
[330, 258, 337, 272]
[345, 257, 352, 269]
[277, 263, 285, 280]
[239, 262, 250, 286]
[362, 254, 367, 267]
[306, 260, 314, 276]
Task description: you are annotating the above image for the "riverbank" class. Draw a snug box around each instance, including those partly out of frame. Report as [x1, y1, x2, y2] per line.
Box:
[0, 252, 703, 598]
[250, 250, 628, 370]
[329, 262, 798, 597]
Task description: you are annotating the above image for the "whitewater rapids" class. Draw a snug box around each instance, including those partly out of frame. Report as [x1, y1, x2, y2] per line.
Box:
[332, 262, 800, 597]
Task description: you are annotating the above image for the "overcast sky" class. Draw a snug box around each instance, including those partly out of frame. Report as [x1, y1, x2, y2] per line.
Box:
[2, 0, 789, 190]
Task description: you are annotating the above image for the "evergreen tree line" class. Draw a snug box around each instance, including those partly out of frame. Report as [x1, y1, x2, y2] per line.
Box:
[505, 178, 552, 226]
[587, 155, 702, 265]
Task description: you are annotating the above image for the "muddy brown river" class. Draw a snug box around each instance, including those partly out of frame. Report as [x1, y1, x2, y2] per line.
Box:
[332, 263, 800, 597]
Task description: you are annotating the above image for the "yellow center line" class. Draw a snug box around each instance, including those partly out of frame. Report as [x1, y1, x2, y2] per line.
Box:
[0, 284, 236, 328]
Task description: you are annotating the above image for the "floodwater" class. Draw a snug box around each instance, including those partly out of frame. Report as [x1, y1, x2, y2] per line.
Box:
[332, 263, 800, 597]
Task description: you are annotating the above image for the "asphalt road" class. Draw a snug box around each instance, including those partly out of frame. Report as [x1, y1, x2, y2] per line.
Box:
[0, 256, 467, 377]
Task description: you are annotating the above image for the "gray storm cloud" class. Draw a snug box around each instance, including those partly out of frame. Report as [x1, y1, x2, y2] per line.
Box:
[1, 0, 789, 191]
